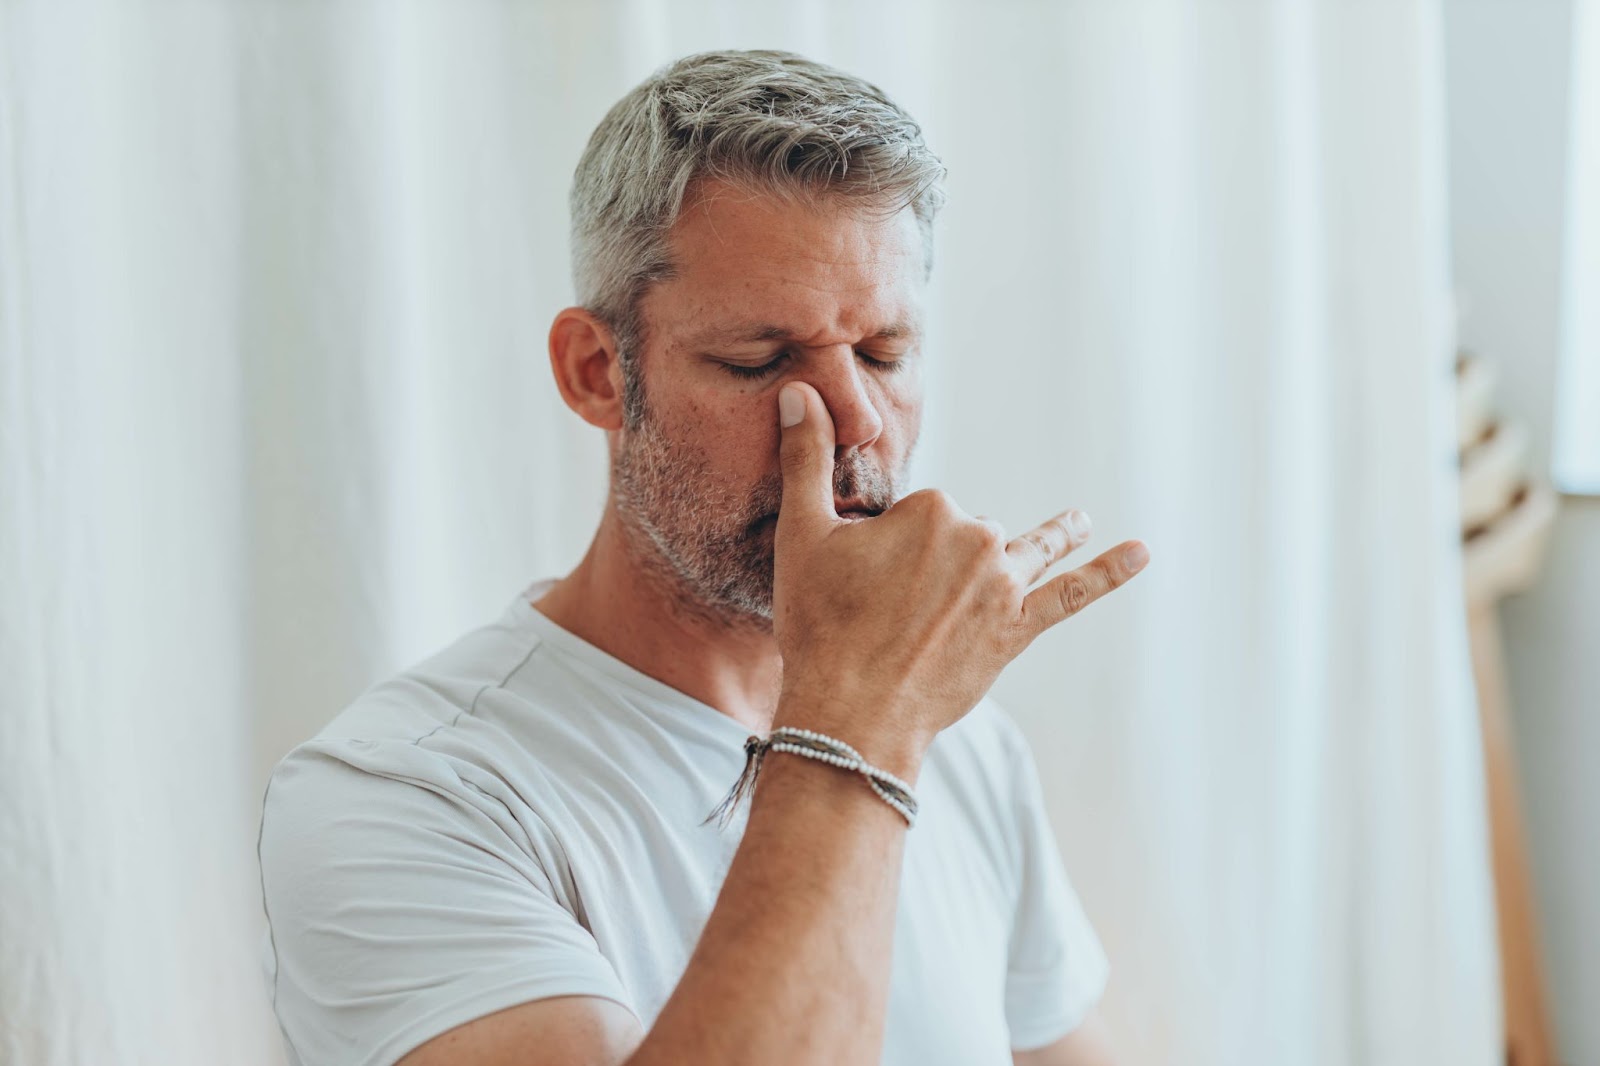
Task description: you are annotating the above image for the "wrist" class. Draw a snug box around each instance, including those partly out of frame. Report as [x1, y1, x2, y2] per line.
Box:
[770, 686, 929, 786]
[752, 743, 919, 827]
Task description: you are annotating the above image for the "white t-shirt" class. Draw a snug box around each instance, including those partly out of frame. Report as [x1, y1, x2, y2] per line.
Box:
[257, 578, 1108, 1066]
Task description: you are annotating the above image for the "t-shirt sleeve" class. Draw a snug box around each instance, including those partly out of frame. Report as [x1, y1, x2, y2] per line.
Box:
[997, 714, 1111, 1051]
[258, 736, 637, 1066]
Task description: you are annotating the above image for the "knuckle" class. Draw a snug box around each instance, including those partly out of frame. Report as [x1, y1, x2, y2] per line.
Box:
[780, 437, 811, 465]
[906, 488, 965, 526]
[975, 519, 1008, 551]
[1006, 616, 1040, 652]
[1058, 573, 1092, 616]
[956, 522, 990, 553]
[1104, 552, 1135, 584]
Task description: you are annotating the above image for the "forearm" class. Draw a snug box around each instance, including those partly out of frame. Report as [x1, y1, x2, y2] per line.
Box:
[625, 723, 920, 1066]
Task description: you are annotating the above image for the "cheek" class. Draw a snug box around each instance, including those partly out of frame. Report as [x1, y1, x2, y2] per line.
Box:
[684, 389, 780, 474]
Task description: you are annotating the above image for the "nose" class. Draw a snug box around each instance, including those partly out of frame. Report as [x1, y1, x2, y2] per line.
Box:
[805, 348, 885, 455]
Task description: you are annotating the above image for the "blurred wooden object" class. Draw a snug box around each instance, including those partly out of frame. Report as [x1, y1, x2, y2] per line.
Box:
[1457, 350, 1560, 1066]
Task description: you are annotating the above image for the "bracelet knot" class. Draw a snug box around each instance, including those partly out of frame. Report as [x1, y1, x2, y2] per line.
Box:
[702, 727, 919, 829]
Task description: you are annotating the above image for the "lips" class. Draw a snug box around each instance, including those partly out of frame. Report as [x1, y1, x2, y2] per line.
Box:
[755, 502, 882, 527]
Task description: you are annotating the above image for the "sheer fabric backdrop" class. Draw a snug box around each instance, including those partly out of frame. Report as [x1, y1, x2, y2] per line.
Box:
[1555, 0, 1600, 492]
[0, 2, 1499, 1064]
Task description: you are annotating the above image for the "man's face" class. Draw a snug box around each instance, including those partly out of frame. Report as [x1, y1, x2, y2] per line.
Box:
[610, 179, 927, 629]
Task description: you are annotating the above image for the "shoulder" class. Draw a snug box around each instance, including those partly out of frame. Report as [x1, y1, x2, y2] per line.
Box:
[311, 599, 548, 747]
[259, 600, 561, 884]
[255, 608, 636, 1066]
[265, 593, 552, 800]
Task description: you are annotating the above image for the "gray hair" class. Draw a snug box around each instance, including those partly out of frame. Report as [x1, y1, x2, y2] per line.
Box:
[569, 49, 947, 428]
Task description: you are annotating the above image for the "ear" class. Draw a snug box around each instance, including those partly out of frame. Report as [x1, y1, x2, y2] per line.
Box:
[548, 307, 626, 431]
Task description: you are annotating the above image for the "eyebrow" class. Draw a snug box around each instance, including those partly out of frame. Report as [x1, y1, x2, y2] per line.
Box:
[692, 321, 921, 346]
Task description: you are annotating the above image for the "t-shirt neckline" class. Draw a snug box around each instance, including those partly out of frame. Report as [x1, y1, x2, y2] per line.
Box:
[508, 578, 754, 744]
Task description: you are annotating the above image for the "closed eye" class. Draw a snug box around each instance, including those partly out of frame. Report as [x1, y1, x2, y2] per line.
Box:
[720, 355, 789, 380]
[717, 351, 907, 380]
[858, 352, 906, 373]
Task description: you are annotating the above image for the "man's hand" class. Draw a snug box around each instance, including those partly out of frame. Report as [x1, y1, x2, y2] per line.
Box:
[771, 380, 1149, 776]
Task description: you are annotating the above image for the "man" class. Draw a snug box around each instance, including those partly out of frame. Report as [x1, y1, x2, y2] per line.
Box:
[258, 49, 1148, 1066]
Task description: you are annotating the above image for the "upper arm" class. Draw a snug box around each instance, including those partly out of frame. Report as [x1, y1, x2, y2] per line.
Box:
[259, 739, 638, 1066]
[1011, 1006, 1119, 1066]
[396, 995, 645, 1066]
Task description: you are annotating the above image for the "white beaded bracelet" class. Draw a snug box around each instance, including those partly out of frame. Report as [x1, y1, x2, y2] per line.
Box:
[702, 726, 919, 829]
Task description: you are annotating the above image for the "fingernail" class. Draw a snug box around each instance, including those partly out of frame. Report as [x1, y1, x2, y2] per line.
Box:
[779, 385, 805, 428]
[1068, 510, 1092, 538]
[1123, 542, 1149, 570]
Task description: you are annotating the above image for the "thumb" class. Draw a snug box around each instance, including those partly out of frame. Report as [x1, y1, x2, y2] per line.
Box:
[776, 381, 838, 535]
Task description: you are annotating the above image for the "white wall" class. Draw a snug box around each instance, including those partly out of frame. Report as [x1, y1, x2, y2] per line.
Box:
[1445, 0, 1600, 1059]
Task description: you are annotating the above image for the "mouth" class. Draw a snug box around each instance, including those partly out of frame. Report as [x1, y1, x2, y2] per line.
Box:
[834, 497, 883, 521]
[754, 502, 884, 528]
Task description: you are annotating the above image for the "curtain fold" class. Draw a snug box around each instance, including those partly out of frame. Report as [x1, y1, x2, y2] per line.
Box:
[0, 2, 1499, 1064]
[0, 4, 275, 1062]
[1555, 0, 1600, 492]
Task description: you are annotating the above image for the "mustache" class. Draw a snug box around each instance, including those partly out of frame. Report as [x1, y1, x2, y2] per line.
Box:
[745, 456, 899, 527]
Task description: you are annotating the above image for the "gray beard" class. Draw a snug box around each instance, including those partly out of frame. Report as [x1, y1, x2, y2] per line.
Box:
[609, 402, 903, 632]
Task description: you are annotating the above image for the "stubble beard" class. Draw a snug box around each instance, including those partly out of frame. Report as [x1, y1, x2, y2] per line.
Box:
[609, 395, 906, 634]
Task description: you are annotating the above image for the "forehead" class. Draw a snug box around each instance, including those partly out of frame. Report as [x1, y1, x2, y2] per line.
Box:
[645, 180, 927, 348]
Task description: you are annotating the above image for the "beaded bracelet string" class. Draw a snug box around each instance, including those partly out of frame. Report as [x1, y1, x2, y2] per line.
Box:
[702, 726, 919, 830]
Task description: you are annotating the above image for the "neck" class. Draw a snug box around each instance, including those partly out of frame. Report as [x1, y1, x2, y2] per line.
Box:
[530, 502, 784, 734]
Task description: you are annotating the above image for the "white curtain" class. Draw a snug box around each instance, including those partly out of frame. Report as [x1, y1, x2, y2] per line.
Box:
[0, 2, 1499, 1065]
[1556, 0, 1600, 493]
